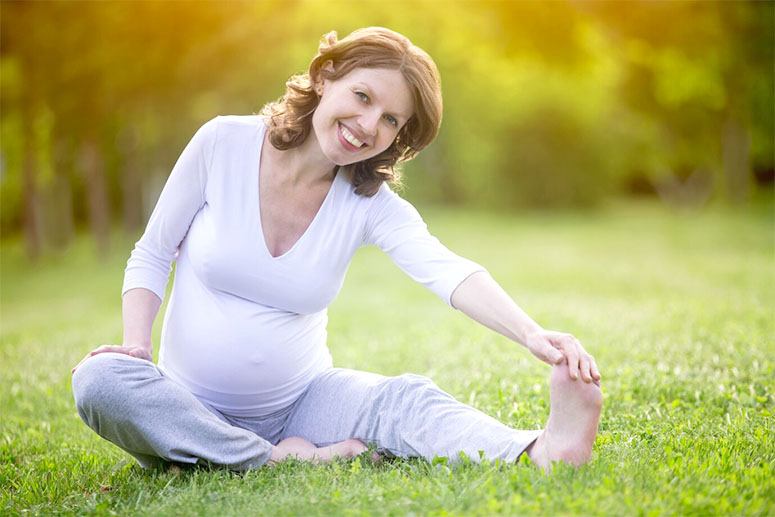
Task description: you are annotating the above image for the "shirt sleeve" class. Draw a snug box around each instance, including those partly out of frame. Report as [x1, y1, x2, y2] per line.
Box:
[122, 116, 219, 302]
[363, 184, 486, 307]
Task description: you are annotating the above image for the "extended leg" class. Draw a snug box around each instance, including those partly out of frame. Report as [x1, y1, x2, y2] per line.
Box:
[71, 353, 273, 470]
[526, 362, 603, 470]
[280, 368, 542, 463]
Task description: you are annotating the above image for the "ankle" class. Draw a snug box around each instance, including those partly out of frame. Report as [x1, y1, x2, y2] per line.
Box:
[526, 431, 550, 470]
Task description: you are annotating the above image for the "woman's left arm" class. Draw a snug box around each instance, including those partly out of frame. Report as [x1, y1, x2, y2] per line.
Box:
[450, 271, 601, 384]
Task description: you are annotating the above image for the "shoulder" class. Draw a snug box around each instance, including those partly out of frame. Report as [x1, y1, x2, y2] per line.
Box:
[342, 177, 396, 212]
[213, 114, 265, 128]
[191, 115, 265, 157]
[330, 175, 401, 229]
[361, 180, 424, 230]
[371, 181, 416, 213]
[202, 114, 265, 137]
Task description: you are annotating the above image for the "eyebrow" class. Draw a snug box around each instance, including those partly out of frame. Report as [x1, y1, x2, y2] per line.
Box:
[355, 82, 412, 122]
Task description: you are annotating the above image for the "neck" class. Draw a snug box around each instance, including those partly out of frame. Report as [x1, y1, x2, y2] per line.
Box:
[268, 129, 337, 186]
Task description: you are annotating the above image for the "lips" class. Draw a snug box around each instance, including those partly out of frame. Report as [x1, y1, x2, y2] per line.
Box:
[337, 122, 367, 152]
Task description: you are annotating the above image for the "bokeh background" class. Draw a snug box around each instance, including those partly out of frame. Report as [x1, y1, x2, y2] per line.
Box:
[2, 3, 774, 513]
[1, 0, 772, 259]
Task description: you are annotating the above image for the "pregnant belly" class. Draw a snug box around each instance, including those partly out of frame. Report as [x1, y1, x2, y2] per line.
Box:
[158, 300, 333, 416]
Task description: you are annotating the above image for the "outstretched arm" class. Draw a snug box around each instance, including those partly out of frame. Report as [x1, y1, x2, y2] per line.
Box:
[450, 271, 601, 384]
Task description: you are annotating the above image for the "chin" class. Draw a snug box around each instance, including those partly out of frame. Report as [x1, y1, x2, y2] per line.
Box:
[336, 155, 376, 168]
[329, 149, 377, 168]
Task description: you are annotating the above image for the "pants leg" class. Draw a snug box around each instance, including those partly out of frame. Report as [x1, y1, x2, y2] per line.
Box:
[71, 353, 273, 470]
[280, 368, 542, 463]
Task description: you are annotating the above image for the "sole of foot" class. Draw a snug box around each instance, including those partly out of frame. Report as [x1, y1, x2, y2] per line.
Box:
[527, 362, 603, 472]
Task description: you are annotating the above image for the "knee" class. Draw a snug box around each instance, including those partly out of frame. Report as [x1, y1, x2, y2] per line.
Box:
[72, 353, 135, 416]
[390, 373, 436, 391]
[382, 373, 440, 406]
[550, 362, 603, 409]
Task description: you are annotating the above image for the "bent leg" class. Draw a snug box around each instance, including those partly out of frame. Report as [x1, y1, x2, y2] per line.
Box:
[71, 353, 273, 470]
[281, 368, 541, 463]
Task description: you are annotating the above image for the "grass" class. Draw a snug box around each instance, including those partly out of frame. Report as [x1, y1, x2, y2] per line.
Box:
[2, 199, 773, 515]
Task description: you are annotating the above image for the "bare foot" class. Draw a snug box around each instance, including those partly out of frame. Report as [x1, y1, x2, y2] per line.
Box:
[316, 438, 368, 462]
[527, 362, 602, 471]
[268, 437, 316, 465]
[268, 437, 367, 465]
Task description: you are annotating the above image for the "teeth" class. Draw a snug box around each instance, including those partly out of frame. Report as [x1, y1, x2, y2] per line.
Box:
[340, 124, 364, 148]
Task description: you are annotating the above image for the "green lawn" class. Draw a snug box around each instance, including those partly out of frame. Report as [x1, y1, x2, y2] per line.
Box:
[2, 200, 773, 515]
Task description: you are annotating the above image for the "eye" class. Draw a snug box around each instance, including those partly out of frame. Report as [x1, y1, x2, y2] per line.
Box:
[355, 91, 369, 102]
[384, 115, 398, 127]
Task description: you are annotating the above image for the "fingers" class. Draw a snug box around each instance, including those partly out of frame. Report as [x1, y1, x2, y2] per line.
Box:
[574, 339, 601, 384]
[549, 333, 580, 380]
[590, 356, 601, 382]
[72, 345, 114, 373]
[569, 337, 592, 382]
[542, 342, 564, 365]
[128, 348, 153, 361]
[579, 353, 592, 382]
[565, 339, 581, 381]
[547, 333, 600, 384]
[89, 344, 124, 357]
[71, 354, 91, 374]
[71, 345, 122, 374]
[72, 344, 151, 374]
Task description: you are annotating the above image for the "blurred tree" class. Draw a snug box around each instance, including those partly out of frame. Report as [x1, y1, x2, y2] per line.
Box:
[580, 0, 774, 205]
[0, 0, 265, 257]
[1, 0, 772, 260]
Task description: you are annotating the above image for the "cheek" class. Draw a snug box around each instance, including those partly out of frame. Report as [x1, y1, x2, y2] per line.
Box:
[312, 103, 329, 126]
[364, 137, 395, 161]
[378, 132, 399, 152]
[311, 108, 335, 145]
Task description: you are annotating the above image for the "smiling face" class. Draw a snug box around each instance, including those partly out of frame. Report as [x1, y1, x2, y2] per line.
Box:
[311, 67, 415, 167]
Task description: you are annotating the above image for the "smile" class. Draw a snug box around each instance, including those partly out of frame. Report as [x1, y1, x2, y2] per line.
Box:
[338, 123, 367, 151]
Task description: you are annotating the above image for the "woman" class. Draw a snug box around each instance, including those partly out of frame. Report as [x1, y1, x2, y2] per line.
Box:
[72, 27, 602, 471]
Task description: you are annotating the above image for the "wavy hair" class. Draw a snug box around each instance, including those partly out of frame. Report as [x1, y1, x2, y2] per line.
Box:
[259, 27, 443, 196]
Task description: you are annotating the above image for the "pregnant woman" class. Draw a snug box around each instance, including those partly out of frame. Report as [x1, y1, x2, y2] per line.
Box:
[71, 27, 602, 471]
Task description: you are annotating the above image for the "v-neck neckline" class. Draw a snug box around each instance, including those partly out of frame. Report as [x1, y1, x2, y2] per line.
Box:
[254, 120, 339, 260]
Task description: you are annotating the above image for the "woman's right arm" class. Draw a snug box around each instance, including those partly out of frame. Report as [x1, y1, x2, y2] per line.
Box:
[71, 288, 161, 372]
[72, 117, 219, 373]
[121, 287, 162, 356]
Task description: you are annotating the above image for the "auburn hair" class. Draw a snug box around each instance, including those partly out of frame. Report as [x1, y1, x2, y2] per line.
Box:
[259, 27, 443, 196]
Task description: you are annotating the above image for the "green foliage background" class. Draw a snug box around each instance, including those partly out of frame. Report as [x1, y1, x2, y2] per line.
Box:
[2, 2, 774, 512]
[1, 0, 773, 255]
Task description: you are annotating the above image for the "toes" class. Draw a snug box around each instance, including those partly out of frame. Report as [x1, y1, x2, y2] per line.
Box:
[344, 439, 367, 457]
[327, 438, 367, 459]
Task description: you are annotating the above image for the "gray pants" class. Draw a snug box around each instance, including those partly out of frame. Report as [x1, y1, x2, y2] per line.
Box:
[72, 353, 541, 470]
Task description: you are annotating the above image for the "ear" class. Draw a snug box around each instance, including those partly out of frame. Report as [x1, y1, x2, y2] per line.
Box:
[314, 60, 336, 96]
[320, 60, 335, 75]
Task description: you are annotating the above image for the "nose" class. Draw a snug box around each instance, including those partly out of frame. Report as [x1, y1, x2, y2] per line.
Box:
[357, 109, 381, 138]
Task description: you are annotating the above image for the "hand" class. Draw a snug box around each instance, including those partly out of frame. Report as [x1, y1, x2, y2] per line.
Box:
[71, 344, 152, 374]
[524, 329, 601, 384]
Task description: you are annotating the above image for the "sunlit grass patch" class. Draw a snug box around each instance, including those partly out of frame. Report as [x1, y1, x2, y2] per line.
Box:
[2, 201, 773, 515]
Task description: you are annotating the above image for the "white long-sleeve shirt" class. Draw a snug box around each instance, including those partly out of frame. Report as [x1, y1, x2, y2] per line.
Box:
[123, 115, 485, 417]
